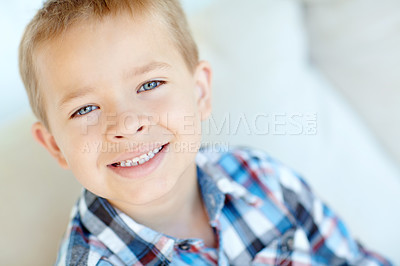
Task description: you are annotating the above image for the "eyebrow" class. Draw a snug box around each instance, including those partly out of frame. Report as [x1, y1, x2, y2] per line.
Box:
[123, 61, 172, 79]
[58, 62, 172, 110]
[58, 86, 95, 110]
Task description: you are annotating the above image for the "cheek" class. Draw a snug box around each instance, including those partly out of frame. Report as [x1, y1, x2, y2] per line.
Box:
[66, 127, 102, 154]
[157, 95, 201, 135]
[64, 146, 103, 193]
[55, 123, 103, 169]
[162, 104, 202, 154]
[64, 141, 99, 170]
[158, 85, 199, 122]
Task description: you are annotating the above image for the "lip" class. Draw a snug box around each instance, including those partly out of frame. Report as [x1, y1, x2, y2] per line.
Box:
[108, 142, 168, 165]
[107, 143, 169, 179]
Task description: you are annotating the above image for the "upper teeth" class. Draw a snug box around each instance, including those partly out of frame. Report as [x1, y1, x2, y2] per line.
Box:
[118, 146, 163, 167]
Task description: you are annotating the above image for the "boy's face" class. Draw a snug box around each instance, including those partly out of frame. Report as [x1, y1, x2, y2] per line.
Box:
[33, 14, 212, 207]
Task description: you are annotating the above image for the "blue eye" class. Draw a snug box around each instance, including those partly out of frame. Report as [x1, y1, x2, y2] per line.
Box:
[72, 105, 99, 118]
[138, 80, 164, 93]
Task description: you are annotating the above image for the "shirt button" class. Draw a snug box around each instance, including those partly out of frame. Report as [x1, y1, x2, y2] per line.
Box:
[287, 237, 294, 249]
[178, 241, 191, 251]
[285, 237, 294, 251]
[281, 236, 294, 252]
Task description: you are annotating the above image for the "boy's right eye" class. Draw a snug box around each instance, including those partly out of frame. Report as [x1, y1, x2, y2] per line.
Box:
[71, 105, 99, 118]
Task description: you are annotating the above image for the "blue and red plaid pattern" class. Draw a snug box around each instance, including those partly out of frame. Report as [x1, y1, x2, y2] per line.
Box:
[56, 146, 392, 265]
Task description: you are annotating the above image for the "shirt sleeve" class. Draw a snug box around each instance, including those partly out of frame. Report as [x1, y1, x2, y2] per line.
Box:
[274, 161, 393, 265]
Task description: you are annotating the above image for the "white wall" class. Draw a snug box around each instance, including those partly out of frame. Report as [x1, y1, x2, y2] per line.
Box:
[0, 1, 44, 127]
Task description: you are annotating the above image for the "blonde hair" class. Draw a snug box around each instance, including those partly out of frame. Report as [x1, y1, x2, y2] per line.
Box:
[19, 0, 199, 129]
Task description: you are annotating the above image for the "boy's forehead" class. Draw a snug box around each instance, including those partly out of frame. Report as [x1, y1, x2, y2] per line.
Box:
[35, 12, 177, 63]
[36, 13, 177, 71]
[34, 13, 188, 107]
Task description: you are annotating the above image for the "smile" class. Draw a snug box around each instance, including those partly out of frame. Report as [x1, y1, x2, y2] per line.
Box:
[110, 144, 167, 167]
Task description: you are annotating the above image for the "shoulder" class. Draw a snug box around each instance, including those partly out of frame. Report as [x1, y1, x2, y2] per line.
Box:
[199, 145, 309, 201]
[56, 202, 116, 266]
[199, 146, 394, 265]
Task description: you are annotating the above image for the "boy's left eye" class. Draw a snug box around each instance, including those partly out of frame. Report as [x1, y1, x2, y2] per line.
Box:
[137, 80, 165, 93]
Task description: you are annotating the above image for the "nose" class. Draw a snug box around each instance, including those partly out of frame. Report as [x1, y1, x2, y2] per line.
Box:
[104, 111, 149, 142]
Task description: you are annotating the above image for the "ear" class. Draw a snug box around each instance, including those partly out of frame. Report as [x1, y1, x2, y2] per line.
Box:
[31, 122, 69, 169]
[194, 60, 212, 120]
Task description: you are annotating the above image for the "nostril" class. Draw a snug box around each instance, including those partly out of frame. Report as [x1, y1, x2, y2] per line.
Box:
[115, 135, 123, 139]
[137, 126, 144, 132]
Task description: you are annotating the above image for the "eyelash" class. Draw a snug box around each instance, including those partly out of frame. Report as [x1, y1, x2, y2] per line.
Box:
[137, 80, 166, 93]
[71, 105, 99, 118]
[71, 80, 165, 118]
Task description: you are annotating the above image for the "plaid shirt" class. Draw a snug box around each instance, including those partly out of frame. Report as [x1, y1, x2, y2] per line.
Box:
[56, 146, 392, 265]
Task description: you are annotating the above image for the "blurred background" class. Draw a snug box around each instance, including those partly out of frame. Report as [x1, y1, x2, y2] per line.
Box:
[1, 0, 399, 264]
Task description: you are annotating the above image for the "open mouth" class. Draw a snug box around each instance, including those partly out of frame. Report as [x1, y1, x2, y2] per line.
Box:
[109, 143, 168, 168]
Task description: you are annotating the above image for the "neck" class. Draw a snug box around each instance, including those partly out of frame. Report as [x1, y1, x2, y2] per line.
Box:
[132, 164, 202, 235]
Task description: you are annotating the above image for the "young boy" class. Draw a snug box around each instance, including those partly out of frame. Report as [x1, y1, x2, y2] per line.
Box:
[19, 0, 391, 265]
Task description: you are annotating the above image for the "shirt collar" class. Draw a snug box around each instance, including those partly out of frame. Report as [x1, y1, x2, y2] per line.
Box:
[197, 164, 226, 223]
[78, 190, 176, 264]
